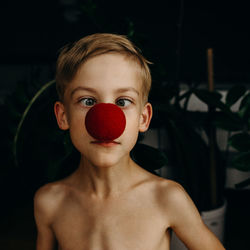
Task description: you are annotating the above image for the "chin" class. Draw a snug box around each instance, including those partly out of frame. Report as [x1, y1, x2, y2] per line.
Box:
[89, 155, 121, 168]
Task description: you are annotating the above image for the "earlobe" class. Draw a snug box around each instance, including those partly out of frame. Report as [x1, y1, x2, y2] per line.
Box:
[54, 101, 69, 130]
[139, 103, 153, 132]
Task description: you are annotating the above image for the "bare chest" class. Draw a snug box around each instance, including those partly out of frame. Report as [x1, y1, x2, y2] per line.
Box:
[53, 195, 170, 250]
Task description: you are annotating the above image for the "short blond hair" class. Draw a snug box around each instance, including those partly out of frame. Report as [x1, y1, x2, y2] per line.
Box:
[55, 33, 152, 104]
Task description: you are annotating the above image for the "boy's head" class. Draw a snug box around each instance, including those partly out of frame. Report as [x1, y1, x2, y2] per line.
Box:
[55, 33, 151, 104]
[54, 34, 153, 167]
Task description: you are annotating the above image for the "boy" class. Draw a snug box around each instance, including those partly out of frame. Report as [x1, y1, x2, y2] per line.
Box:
[34, 33, 225, 250]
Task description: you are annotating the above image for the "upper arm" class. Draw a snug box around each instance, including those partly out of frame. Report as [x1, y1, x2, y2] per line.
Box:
[34, 186, 57, 250]
[165, 182, 225, 250]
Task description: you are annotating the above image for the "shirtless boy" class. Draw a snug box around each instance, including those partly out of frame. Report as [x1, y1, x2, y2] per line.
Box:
[34, 33, 225, 250]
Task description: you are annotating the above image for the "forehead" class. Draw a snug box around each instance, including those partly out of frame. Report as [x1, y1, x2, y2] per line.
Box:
[66, 53, 143, 96]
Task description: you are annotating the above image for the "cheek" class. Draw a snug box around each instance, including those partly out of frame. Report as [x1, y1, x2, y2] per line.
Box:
[123, 110, 141, 137]
[124, 107, 141, 126]
[66, 106, 87, 126]
[67, 109, 89, 141]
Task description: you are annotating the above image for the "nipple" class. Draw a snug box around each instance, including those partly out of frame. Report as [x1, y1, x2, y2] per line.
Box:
[85, 103, 126, 141]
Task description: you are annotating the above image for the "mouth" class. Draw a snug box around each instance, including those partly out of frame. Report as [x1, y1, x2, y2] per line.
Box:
[91, 140, 120, 147]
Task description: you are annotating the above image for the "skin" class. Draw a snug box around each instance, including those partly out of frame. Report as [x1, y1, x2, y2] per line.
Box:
[34, 53, 225, 250]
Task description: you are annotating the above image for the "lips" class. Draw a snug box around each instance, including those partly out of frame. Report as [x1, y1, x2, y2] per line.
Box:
[91, 140, 120, 147]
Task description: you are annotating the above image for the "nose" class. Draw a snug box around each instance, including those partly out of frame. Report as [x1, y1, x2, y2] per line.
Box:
[85, 103, 126, 141]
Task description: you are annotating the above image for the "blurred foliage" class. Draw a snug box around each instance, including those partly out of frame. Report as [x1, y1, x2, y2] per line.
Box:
[149, 81, 225, 211]
[193, 85, 250, 188]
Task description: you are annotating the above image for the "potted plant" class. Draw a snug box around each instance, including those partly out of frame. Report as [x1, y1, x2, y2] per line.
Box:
[193, 84, 250, 188]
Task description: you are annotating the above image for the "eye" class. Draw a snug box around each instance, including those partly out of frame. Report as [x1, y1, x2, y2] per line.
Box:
[80, 97, 96, 107]
[116, 98, 132, 107]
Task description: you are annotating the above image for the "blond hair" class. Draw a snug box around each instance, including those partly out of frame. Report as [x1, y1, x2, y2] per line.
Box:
[56, 33, 152, 103]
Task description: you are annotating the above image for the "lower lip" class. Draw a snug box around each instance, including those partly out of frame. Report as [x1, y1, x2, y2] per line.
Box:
[91, 141, 119, 147]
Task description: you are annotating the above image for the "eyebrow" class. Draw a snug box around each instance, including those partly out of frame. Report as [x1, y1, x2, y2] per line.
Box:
[70, 86, 139, 98]
[115, 87, 139, 96]
[70, 87, 97, 98]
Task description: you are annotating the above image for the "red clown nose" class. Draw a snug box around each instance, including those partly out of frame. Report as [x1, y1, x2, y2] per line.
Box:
[85, 103, 126, 141]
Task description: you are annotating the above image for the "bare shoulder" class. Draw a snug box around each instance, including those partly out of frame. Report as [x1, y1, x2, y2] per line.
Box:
[155, 178, 203, 227]
[34, 181, 69, 206]
[152, 177, 196, 215]
[157, 178, 189, 202]
[150, 175, 186, 199]
[138, 174, 226, 249]
[34, 181, 70, 223]
[135, 167, 185, 199]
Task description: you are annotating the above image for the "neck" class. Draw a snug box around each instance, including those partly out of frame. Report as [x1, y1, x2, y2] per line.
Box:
[75, 155, 137, 199]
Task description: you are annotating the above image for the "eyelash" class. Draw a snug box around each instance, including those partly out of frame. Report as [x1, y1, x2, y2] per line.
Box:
[78, 97, 133, 107]
[79, 97, 97, 107]
[116, 98, 133, 107]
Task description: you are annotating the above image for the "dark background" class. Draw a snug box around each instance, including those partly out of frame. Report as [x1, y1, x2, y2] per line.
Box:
[0, 0, 249, 82]
[0, 0, 250, 249]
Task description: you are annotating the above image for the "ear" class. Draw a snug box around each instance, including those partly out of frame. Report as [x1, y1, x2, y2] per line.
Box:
[139, 102, 153, 132]
[54, 101, 69, 130]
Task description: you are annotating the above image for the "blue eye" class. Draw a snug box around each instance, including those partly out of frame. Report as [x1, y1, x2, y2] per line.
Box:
[116, 98, 132, 107]
[80, 98, 96, 107]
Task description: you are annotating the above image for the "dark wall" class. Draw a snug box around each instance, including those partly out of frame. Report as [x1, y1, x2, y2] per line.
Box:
[0, 0, 249, 82]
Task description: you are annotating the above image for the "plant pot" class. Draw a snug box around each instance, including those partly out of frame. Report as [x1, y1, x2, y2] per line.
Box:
[170, 200, 227, 250]
[201, 199, 227, 244]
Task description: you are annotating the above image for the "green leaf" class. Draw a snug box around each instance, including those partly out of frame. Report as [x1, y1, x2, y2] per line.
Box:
[228, 133, 250, 152]
[193, 89, 222, 105]
[226, 85, 246, 107]
[239, 92, 250, 109]
[232, 151, 250, 171]
[213, 112, 243, 131]
[13, 80, 55, 167]
[194, 89, 228, 111]
[194, 89, 241, 123]
[238, 93, 250, 119]
[235, 177, 250, 189]
[131, 143, 168, 171]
